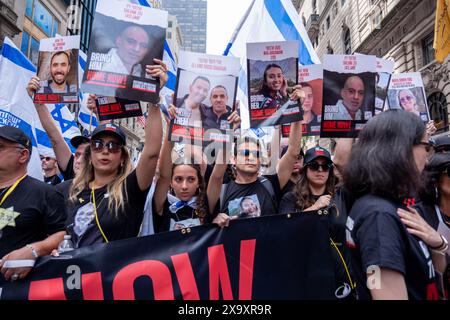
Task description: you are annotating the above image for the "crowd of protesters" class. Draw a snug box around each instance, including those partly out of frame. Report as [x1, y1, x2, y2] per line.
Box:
[0, 62, 448, 301]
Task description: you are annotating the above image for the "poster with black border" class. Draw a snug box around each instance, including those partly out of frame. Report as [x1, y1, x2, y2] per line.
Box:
[375, 58, 394, 114]
[321, 54, 376, 138]
[282, 64, 323, 137]
[387, 72, 430, 123]
[247, 41, 301, 128]
[81, 0, 168, 103]
[95, 96, 143, 121]
[169, 51, 240, 146]
[34, 35, 80, 104]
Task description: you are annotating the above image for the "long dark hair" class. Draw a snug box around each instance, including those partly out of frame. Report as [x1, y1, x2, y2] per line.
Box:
[418, 153, 450, 205]
[259, 63, 284, 98]
[344, 110, 426, 201]
[293, 164, 336, 211]
[171, 163, 208, 220]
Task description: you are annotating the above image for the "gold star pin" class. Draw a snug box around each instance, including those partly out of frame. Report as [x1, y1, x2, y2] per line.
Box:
[0, 207, 21, 230]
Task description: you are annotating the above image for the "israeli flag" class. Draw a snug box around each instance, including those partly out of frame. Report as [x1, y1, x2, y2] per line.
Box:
[224, 0, 320, 129]
[0, 37, 81, 180]
[78, 51, 98, 133]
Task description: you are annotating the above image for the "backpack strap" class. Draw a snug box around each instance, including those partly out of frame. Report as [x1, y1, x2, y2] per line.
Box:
[257, 176, 277, 205]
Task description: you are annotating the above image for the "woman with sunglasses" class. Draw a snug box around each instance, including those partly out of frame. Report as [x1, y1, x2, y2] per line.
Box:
[344, 110, 446, 300]
[414, 153, 450, 296]
[398, 89, 428, 121]
[279, 147, 355, 299]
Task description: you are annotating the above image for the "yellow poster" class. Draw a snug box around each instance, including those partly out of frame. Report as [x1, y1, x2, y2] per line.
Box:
[434, 0, 450, 62]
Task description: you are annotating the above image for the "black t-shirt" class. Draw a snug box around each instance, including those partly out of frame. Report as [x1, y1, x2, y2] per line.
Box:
[66, 170, 148, 248]
[280, 191, 355, 299]
[281, 179, 296, 197]
[218, 174, 281, 218]
[0, 176, 67, 258]
[44, 174, 62, 186]
[347, 194, 439, 300]
[55, 179, 73, 202]
[59, 154, 75, 181]
[152, 197, 211, 233]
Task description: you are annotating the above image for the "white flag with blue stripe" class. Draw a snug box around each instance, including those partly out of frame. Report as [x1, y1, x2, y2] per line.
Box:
[78, 50, 98, 133]
[0, 37, 81, 179]
[224, 0, 320, 129]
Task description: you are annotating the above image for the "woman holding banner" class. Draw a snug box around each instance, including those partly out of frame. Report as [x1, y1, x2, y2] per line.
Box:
[344, 110, 447, 300]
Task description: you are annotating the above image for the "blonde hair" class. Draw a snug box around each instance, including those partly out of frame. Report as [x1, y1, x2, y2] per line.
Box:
[69, 144, 133, 215]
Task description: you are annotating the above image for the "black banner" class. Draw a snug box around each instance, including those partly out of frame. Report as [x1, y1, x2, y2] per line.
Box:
[0, 213, 335, 300]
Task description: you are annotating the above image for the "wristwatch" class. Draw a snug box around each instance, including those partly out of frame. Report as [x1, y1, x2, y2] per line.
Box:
[26, 244, 39, 259]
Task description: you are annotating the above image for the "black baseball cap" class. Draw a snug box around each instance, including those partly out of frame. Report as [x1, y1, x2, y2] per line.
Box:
[304, 146, 332, 164]
[430, 133, 450, 153]
[91, 124, 126, 145]
[0, 126, 32, 154]
[70, 131, 91, 149]
[280, 145, 304, 158]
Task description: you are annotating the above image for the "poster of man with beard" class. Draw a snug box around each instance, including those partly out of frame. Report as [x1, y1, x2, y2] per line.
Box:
[34, 35, 80, 104]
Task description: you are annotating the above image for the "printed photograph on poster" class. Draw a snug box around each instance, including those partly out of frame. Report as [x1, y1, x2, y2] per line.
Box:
[282, 64, 323, 137]
[321, 54, 376, 138]
[95, 96, 143, 121]
[34, 35, 80, 104]
[169, 51, 240, 145]
[375, 58, 394, 114]
[227, 194, 262, 219]
[247, 41, 302, 128]
[387, 72, 430, 122]
[81, 0, 167, 103]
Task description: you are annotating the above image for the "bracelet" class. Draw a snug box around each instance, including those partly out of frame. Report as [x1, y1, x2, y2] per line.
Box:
[26, 244, 39, 259]
[429, 235, 448, 252]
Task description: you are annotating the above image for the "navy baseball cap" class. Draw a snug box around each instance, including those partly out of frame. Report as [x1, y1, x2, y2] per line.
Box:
[70, 131, 91, 149]
[0, 126, 32, 154]
[304, 146, 332, 164]
[91, 124, 126, 145]
[430, 133, 450, 153]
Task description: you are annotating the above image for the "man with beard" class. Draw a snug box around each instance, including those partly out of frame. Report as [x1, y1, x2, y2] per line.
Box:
[39, 51, 76, 94]
[202, 85, 236, 131]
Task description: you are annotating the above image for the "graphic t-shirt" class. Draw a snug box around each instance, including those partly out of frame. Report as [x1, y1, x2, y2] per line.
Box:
[218, 175, 281, 218]
[347, 194, 439, 300]
[0, 176, 66, 258]
[66, 170, 148, 248]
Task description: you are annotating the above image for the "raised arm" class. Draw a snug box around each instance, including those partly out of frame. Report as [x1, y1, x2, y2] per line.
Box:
[277, 85, 304, 189]
[27, 76, 72, 171]
[207, 148, 228, 214]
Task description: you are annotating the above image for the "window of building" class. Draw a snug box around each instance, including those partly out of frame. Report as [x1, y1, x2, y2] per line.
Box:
[422, 33, 435, 66]
[30, 37, 40, 66]
[428, 91, 448, 132]
[21, 32, 30, 56]
[343, 28, 351, 54]
[168, 21, 173, 28]
[24, 0, 60, 37]
[341, 0, 346, 6]
[25, 0, 33, 18]
[167, 31, 172, 39]
[326, 16, 331, 29]
[312, 0, 317, 14]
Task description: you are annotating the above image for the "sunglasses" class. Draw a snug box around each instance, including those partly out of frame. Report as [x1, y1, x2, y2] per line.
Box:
[307, 161, 332, 171]
[400, 95, 414, 103]
[40, 156, 52, 161]
[238, 149, 260, 158]
[91, 140, 123, 153]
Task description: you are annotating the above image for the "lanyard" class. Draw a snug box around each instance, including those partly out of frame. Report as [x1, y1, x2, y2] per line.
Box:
[0, 174, 27, 207]
[91, 186, 109, 243]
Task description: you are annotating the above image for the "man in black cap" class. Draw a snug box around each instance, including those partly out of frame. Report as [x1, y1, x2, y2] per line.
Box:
[431, 133, 450, 153]
[0, 126, 66, 282]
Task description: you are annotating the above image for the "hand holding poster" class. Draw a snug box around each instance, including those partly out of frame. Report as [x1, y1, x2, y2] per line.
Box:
[375, 58, 394, 114]
[81, 0, 168, 103]
[282, 64, 323, 137]
[169, 51, 240, 145]
[34, 35, 80, 104]
[321, 54, 376, 138]
[247, 41, 302, 128]
[387, 72, 430, 122]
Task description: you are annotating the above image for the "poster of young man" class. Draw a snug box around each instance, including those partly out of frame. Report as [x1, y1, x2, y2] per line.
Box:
[247, 41, 301, 128]
[95, 96, 143, 121]
[387, 72, 430, 122]
[34, 35, 80, 104]
[321, 54, 376, 138]
[375, 58, 394, 114]
[282, 64, 323, 137]
[81, 0, 167, 103]
[169, 51, 240, 146]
